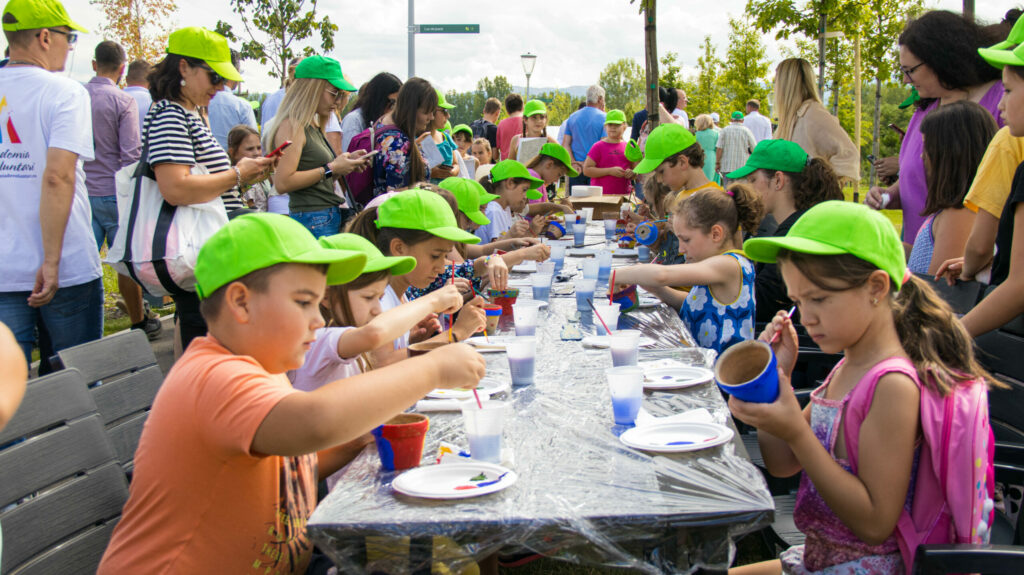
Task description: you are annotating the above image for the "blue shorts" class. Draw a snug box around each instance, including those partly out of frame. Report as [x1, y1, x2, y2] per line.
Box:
[90, 195, 119, 250]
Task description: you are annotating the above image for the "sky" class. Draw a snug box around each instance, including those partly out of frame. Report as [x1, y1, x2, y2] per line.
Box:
[5, 0, 1015, 94]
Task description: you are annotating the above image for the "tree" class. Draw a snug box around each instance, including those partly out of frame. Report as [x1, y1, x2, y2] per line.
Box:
[720, 17, 772, 115]
[690, 36, 727, 117]
[599, 58, 646, 118]
[538, 91, 577, 127]
[659, 51, 683, 88]
[91, 0, 177, 63]
[632, 0, 659, 131]
[215, 0, 338, 88]
[477, 76, 515, 103]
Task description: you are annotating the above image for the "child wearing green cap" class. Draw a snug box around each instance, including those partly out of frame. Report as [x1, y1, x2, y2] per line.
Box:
[426, 88, 460, 181]
[582, 109, 636, 196]
[346, 189, 487, 365]
[475, 160, 549, 243]
[726, 139, 843, 322]
[611, 187, 764, 353]
[98, 213, 485, 574]
[731, 201, 994, 575]
[635, 123, 724, 201]
[507, 99, 558, 164]
[451, 124, 474, 158]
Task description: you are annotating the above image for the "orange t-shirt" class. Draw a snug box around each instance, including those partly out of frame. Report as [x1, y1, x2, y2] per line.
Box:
[98, 336, 318, 575]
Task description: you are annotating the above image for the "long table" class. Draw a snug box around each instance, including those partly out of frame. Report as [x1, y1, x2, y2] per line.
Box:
[307, 224, 774, 574]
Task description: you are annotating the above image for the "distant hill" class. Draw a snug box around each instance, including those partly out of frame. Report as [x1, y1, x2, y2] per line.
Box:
[510, 85, 590, 99]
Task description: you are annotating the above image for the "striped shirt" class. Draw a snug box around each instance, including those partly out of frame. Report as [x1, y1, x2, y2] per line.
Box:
[716, 123, 757, 175]
[143, 99, 243, 211]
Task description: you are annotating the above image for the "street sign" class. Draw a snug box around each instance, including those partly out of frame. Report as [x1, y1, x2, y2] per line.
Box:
[418, 24, 480, 33]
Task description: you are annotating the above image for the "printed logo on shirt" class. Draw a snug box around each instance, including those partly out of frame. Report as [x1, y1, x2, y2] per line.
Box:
[0, 96, 35, 179]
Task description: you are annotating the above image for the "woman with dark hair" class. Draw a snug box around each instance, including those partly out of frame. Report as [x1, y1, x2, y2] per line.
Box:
[371, 77, 437, 195]
[340, 72, 402, 152]
[867, 10, 1013, 243]
[908, 101, 997, 275]
[144, 27, 274, 354]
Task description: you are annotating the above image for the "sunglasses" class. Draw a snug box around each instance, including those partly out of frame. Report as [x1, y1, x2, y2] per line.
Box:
[189, 61, 225, 86]
[38, 28, 77, 46]
[325, 88, 345, 101]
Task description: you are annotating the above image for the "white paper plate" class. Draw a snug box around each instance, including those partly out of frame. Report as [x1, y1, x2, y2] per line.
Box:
[426, 378, 508, 399]
[642, 367, 714, 390]
[465, 335, 516, 352]
[609, 248, 638, 258]
[567, 248, 599, 257]
[511, 261, 538, 273]
[392, 462, 518, 499]
[619, 422, 734, 453]
[581, 335, 657, 348]
[506, 278, 532, 288]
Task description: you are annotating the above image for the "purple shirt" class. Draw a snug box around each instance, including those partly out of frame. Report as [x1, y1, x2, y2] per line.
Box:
[83, 76, 141, 197]
[898, 82, 1004, 241]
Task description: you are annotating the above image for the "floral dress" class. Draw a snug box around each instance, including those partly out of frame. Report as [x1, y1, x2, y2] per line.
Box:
[405, 260, 482, 300]
[372, 123, 426, 195]
[679, 252, 755, 353]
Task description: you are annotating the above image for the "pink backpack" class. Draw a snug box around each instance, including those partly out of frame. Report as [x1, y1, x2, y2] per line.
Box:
[842, 358, 995, 573]
[344, 121, 395, 206]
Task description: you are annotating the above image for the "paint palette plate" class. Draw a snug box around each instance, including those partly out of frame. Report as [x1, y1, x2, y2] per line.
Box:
[511, 261, 538, 273]
[464, 336, 516, 352]
[619, 422, 734, 453]
[426, 378, 508, 399]
[567, 248, 599, 257]
[581, 335, 657, 348]
[642, 367, 714, 390]
[392, 462, 517, 499]
[608, 248, 637, 258]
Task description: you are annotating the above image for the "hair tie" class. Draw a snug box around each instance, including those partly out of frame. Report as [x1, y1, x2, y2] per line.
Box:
[725, 189, 734, 197]
[805, 156, 813, 166]
[902, 268, 911, 285]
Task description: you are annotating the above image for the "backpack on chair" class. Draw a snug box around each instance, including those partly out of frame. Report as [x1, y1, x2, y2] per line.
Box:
[842, 359, 995, 573]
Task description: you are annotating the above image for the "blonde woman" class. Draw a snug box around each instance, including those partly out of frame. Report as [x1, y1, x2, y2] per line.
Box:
[693, 114, 720, 183]
[265, 56, 369, 237]
[773, 58, 860, 183]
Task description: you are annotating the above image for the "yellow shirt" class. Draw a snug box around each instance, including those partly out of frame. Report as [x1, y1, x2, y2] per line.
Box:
[964, 126, 1024, 216]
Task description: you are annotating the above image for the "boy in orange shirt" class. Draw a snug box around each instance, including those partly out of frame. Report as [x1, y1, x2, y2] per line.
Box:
[98, 213, 485, 574]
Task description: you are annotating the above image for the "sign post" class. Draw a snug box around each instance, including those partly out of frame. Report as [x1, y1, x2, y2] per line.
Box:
[408, 1, 480, 78]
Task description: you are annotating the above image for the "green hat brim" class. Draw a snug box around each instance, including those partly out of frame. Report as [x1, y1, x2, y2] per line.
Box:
[320, 250, 370, 286]
[979, 47, 1024, 69]
[633, 156, 662, 175]
[439, 101, 455, 110]
[328, 75, 357, 92]
[526, 189, 543, 200]
[427, 225, 481, 244]
[465, 209, 491, 226]
[362, 254, 417, 277]
[742, 235, 848, 265]
[479, 191, 501, 204]
[726, 165, 757, 180]
[67, 19, 88, 32]
[207, 59, 243, 83]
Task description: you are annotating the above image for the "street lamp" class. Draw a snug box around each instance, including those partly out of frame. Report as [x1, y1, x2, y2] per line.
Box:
[521, 53, 537, 99]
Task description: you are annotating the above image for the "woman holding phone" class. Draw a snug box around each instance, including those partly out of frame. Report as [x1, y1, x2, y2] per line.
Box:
[264, 55, 370, 237]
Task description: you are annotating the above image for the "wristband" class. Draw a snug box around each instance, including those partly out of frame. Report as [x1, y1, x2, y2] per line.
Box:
[232, 165, 242, 190]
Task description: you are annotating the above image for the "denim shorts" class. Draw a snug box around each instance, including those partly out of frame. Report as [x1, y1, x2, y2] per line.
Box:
[290, 207, 356, 239]
[90, 195, 119, 250]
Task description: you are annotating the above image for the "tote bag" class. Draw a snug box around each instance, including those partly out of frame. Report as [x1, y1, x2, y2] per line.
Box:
[105, 123, 228, 297]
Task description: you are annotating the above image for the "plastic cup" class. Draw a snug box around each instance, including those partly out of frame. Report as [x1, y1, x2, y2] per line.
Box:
[372, 413, 430, 471]
[460, 400, 510, 463]
[537, 261, 556, 276]
[597, 250, 613, 282]
[637, 245, 651, 261]
[573, 223, 587, 248]
[606, 366, 644, 426]
[591, 301, 621, 336]
[604, 219, 617, 240]
[407, 341, 449, 358]
[574, 278, 597, 313]
[580, 207, 594, 223]
[531, 273, 552, 303]
[582, 258, 600, 281]
[512, 301, 542, 337]
[483, 304, 503, 336]
[550, 245, 566, 272]
[506, 337, 537, 387]
[714, 340, 780, 403]
[609, 329, 641, 367]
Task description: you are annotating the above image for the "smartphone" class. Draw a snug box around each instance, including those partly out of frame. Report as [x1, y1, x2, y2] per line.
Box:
[359, 150, 379, 161]
[866, 154, 877, 163]
[265, 140, 292, 158]
[888, 123, 906, 137]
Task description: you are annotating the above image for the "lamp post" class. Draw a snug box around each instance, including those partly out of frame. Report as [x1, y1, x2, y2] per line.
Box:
[521, 53, 537, 99]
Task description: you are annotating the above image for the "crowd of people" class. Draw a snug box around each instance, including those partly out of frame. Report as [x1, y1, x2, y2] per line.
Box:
[1, 0, 1023, 573]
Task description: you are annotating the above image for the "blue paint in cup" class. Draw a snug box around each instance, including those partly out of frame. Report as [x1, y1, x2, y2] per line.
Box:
[714, 340, 779, 403]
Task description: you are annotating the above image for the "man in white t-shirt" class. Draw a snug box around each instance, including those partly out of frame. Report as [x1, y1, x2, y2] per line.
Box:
[122, 59, 152, 135]
[671, 88, 689, 128]
[744, 99, 773, 142]
[0, 0, 104, 374]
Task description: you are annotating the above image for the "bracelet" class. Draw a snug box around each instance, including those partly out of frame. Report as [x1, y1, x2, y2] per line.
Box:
[232, 166, 242, 190]
[483, 255, 492, 266]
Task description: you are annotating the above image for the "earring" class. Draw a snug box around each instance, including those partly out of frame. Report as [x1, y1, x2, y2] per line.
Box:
[180, 79, 186, 87]
[871, 297, 878, 306]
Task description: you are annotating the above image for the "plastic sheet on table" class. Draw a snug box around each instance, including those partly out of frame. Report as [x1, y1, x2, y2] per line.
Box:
[307, 295, 772, 574]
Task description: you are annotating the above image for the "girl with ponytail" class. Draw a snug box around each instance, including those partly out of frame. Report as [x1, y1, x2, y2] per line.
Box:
[731, 201, 997, 575]
[611, 185, 764, 352]
[726, 139, 843, 321]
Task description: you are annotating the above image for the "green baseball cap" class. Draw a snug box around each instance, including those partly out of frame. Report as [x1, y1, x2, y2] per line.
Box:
[624, 139, 643, 163]
[897, 86, 921, 109]
[523, 99, 548, 117]
[490, 159, 545, 199]
[318, 233, 416, 279]
[731, 111, 744, 121]
[605, 109, 627, 125]
[295, 55, 356, 92]
[435, 88, 455, 109]
[452, 123, 473, 138]
[633, 123, 697, 174]
[443, 120, 452, 134]
[538, 142, 579, 177]
[439, 177, 498, 225]
[983, 14, 1024, 52]
[376, 189, 481, 244]
[743, 201, 906, 290]
[167, 27, 242, 83]
[979, 17, 1024, 68]
[195, 213, 367, 299]
[2, 0, 85, 32]
[726, 139, 809, 180]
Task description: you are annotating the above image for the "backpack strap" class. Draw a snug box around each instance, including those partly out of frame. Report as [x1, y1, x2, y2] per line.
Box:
[841, 357, 919, 475]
